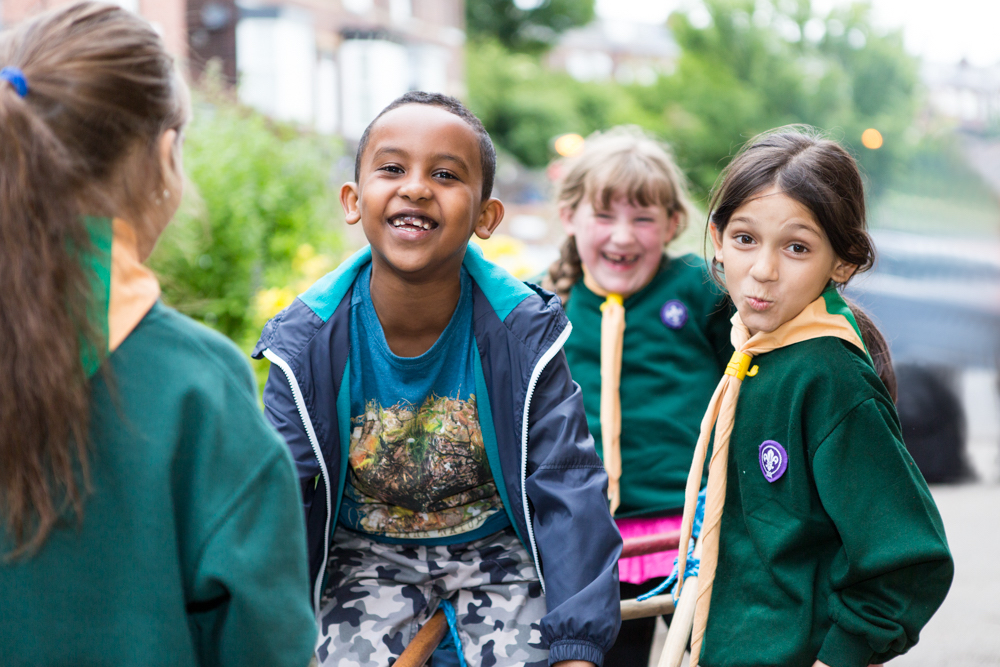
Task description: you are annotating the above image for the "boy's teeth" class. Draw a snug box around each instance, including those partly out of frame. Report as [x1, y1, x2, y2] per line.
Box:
[391, 215, 433, 230]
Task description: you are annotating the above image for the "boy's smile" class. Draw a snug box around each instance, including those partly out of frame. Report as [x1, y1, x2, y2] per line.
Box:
[342, 104, 502, 281]
[711, 186, 855, 336]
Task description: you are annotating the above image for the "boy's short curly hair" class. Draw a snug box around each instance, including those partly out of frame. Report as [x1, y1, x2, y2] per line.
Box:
[354, 91, 497, 202]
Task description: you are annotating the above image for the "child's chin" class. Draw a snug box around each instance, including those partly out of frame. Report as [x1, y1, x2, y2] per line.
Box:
[594, 267, 653, 295]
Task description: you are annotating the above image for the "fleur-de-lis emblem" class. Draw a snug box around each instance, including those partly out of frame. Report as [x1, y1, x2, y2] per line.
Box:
[758, 440, 788, 483]
[660, 300, 689, 329]
[762, 447, 780, 474]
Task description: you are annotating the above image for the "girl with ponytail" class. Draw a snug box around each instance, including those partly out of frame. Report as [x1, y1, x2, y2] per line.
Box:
[0, 4, 315, 664]
[671, 127, 952, 667]
[543, 126, 734, 666]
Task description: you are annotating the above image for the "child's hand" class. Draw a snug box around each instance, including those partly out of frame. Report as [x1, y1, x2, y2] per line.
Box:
[812, 662, 831, 667]
[553, 662, 596, 667]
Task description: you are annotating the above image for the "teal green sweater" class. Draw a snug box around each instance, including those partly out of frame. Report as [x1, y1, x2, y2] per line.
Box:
[563, 254, 733, 517]
[0, 303, 317, 667]
[703, 336, 953, 667]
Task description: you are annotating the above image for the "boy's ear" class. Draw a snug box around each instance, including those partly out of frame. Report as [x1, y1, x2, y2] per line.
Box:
[473, 198, 505, 240]
[709, 223, 725, 263]
[830, 258, 857, 284]
[340, 182, 361, 225]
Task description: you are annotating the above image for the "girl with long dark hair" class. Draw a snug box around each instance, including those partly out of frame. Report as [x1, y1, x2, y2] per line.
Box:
[0, 4, 315, 664]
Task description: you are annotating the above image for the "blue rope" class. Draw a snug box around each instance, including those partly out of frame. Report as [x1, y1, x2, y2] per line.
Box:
[439, 599, 467, 667]
[637, 488, 706, 602]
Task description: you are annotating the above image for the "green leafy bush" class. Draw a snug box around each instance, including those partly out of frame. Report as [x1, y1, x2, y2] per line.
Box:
[150, 89, 345, 357]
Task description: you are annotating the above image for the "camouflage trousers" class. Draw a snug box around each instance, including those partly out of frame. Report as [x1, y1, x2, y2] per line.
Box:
[316, 526, 549, 667]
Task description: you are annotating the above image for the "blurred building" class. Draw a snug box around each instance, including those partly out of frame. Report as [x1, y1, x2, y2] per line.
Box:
[2, 1, 465, 140]
[547, 18, 677, 85]
[1, 0, 187, 58]
[924, 60, 1000, 132]
[191, 0, 466, 139]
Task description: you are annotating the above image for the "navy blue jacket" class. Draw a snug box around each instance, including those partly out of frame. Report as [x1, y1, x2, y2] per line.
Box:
[253, 245, 622, 665]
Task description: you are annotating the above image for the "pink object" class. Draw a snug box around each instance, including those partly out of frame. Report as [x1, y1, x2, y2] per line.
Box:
[616, 514, 684, 584]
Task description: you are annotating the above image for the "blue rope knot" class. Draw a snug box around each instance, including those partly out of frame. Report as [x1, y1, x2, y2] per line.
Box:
[637, 488, 706, 603]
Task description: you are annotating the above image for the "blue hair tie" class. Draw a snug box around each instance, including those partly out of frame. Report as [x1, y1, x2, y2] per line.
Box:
[1, 67, 28, 97]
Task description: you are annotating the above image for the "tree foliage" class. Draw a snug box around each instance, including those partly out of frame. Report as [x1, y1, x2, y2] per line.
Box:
[149, 91, 344, 349]
[467, 40, 659, 166]
[651, 0, 918, 193]
[467, 0, 920, 196]
[467, 0, 595, 52]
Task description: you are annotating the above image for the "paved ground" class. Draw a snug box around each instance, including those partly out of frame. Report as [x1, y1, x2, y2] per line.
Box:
[895, 483, 1000, 667]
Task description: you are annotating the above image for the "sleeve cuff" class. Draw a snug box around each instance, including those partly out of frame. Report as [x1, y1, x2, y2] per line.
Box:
[817, 624, 875, 667]
[548, 639, 605, 666]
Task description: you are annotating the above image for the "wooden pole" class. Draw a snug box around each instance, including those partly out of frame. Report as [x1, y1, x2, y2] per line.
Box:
[394, 610, 449, 667]
[620, 530, 681, 559]
[621, 594, 675, 621]
[657, 537, 703, 667]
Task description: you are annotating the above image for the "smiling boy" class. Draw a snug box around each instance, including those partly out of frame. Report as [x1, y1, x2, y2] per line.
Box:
[254, 92, 621, 667]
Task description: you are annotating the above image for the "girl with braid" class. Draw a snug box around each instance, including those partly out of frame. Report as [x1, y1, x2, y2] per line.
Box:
[542, 126, 733, 666]
[672, 127, 952, 667]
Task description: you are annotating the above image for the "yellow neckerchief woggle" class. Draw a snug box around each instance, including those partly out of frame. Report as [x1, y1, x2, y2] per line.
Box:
[673, 287, 869, 667]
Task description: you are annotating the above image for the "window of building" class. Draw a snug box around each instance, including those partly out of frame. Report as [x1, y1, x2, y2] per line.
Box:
[342, 0, 374, 14]
[389, 0, 412, 24]
[236, 7, 316, 125]
[340, 39, 409, 140]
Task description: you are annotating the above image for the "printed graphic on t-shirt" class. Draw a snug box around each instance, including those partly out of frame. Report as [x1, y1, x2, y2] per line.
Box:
[344, 393, 504, 538]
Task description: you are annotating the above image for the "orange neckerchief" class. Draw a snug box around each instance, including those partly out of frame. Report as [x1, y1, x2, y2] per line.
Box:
[582, 267, 625, 516]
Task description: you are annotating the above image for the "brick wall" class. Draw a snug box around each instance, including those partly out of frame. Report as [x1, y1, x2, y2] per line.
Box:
[2, 0, 187, 61]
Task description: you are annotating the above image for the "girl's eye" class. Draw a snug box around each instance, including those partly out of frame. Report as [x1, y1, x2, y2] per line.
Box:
[734, 233, 754, 245]
[434, 170, 457, 180]
[634, 217, 655, 224]
[379, 165, 403, 174]
[789, 243, 808, 254]
[594, 212, 613, 220]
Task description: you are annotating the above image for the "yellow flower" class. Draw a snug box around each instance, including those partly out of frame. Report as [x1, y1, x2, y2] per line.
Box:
[253, 286, 296, 322]
[471, 234, 535, 279]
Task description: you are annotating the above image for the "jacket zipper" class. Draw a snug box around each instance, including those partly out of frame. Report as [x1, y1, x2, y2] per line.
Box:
[520, 322, 573, 595]
[262, 348, 332, 615]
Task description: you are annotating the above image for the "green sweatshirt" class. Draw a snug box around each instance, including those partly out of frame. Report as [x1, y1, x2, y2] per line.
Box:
[703, 336, 953, 667]
[562, 254, 733, 517]
[0, 302, 317, 667]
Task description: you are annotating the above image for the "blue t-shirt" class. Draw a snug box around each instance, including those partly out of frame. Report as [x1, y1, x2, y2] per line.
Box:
[339, 265, 509, 545]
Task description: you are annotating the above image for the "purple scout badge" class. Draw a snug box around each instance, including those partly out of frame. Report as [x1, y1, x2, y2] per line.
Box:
[758, 440, 788, 483]
[660, 300, 688, 329]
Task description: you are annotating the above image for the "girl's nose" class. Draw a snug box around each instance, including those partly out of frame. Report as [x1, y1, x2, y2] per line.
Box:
[398, 175, 432, 201]
[749, 250, 779, 282]
[609, 218, 635, 245]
